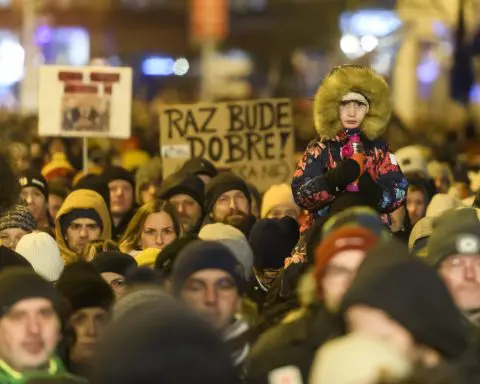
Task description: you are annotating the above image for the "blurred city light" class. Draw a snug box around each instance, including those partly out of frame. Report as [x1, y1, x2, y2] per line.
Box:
[340, 10, 402, 38]
[417, 57, 440, 84]
[470, 84, 480, 103]
[173, 58, 189, 76]
[360, 35, 379, 52]
[340, 34, 360, 55]
[35, 25, 52, 45]
[0, 40, 24, 87]
[142, 56, 175, 76]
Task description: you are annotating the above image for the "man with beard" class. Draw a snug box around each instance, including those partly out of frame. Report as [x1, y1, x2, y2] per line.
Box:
[157, 172, 205, 234]
[204, 172, 252, 228]
[426, 208, 480, 327]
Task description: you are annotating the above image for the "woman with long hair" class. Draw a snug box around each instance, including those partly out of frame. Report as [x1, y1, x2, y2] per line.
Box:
[119, 199, 182, 256]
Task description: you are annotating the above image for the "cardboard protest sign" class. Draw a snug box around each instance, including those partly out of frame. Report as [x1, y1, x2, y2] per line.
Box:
[159, 98, 294, 191]
[38, 66, 132, 139]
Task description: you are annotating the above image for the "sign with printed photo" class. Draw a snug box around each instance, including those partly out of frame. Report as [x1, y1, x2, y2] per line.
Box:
[38, 65, 132, 138]
[159, 98, 295, 192]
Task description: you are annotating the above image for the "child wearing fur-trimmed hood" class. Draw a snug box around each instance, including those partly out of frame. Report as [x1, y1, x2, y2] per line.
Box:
[292, 65, 408, 240]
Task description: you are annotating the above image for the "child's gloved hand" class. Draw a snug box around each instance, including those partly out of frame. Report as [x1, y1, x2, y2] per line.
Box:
[358, 171, 383, 207]
[325, 159, 361, 193]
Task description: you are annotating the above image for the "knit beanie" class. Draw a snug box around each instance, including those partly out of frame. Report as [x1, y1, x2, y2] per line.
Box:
[56, 261, 115, 313]
[408, 217, 434, 257]
[198, 223, 253, 280]
[249, 217, 300, 270]
[322, 206, 388, 238]
[15, 232, 64, 282]
[93, 299, 240, 384]
[0, 204, 37, 233]
[19, 168, 49, 200]
[92, 250, 137, 277]
[102, 166, 135, 189]
[341, 240, 469, 360]
[157, 171, 205, 206]
[74, 174, 110, 209]
[112, 287, 172, 322]
[0, 268, 61, 318]
[0, 246, 33, 272]
[41, 153, 75, 182]
[427, 208, 480, 268]
[204, 172, 251, 214]
[425, 194, 462, 218]
[154, 234, 198, 277]
[172, 240, 245, 296]
[261, 184, 298, 218]
[310, 333, 412, 384]
[395, 146, 428, 177]
[181, 157, 218, 178]
[315, 226, 379, 296]
[59, 208, 103, 238]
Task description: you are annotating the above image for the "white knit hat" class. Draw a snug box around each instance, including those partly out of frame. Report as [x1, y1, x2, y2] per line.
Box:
[426, 193, 462, 219]
[261, 184, 299, 218]
[309, 333, 411, 384]
[395, 145, 428, 176]
[15, 232, 64, 282]
[198, 223, 253, 280]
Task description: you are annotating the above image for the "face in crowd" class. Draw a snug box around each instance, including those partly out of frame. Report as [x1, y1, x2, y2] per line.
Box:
[180, 269, 241, 332]
[210, 189, 251, 226]
[0, 298, 61, 372]
[109, 179, 134, 221]
[320, 248, 367, 312]
[0, 227, 30, 250]
[406, 186, 427, 227]
[66, 218, 102, 255]
[439, 253, 480, 317]
[141, 211, 177, 251]
[339, 100, 368, 129]
[169, 193, 202, 234]
[69, 307, 109, 364]
[21, 186, 48, 224]
[48, 194, 65, 220]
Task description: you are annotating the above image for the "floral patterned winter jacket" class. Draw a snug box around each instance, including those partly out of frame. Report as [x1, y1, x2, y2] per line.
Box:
[292, 130, 408, 230]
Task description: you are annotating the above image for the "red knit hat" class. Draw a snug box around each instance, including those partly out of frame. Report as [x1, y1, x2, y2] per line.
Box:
[315, 226, 379, 297]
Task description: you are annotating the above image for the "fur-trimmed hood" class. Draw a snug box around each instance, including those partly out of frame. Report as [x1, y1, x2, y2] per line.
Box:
[314, 65, 391, 140]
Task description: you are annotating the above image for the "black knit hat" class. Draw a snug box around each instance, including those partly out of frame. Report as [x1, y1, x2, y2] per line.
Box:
[427, 208, 480, 268]
[341, 239, 469, 360]
[249, 217, 300, 270]
[19, 168, 49, 200]
[154, 234, 198, 277]
[0, 268, 61, 318]
[92, 251, 138, 277]
[204, 172, 251, 214]
[157, 172, 205, 206]
[74, 174, 110, 208]
[102, 166, 135, 188]
[56, 261, 115, 313]
[172, 240, 245, 296]
[0, 246, 32, 272]
[93, 300, 240, 384]
[181, 158, 218, 178]
[59, 208, 103, 238]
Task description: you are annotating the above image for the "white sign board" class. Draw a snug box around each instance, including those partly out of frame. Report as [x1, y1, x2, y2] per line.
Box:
[38, 65, 132, 138]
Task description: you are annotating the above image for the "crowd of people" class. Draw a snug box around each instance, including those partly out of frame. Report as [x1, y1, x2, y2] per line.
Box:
[0, 65, 480, 384]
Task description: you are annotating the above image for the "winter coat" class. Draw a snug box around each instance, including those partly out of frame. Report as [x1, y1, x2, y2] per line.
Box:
[55, 189, 112, 265]
[292, 129, 408, 229]
[245, 302, 342, 384]
[0, 357, 86, 384]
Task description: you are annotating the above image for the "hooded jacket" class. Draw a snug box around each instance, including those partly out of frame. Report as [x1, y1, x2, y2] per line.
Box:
[55, 189, 112, 265]
[292, 66, 408, 230]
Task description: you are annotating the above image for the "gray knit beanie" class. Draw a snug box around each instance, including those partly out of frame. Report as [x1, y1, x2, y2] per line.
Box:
[0, 204, 37, 232]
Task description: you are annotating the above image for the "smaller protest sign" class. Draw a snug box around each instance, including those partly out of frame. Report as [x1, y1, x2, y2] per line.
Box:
[38, 65, 132, 139]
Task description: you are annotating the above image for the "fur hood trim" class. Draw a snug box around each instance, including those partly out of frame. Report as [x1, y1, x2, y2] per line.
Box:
[314, 65, 392, 140]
